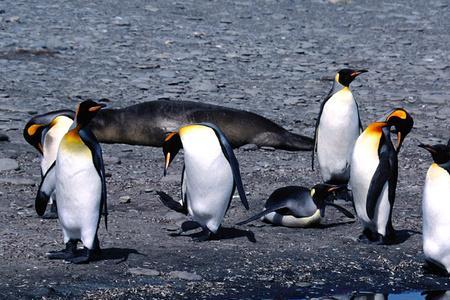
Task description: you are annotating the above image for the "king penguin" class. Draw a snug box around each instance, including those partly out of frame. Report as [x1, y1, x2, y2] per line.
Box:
[163, 123, 249, 241]
[349, 108, 413, 244]
[419, 140, 450, 275]
[236, 184, 354, 228]
[35, 100, 107, 263]
[24, 110, 75, 218]
[312, 69, 367, 185]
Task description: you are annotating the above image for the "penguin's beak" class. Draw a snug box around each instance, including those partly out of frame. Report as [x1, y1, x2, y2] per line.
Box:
[326, 184, 345, 193]
[88, 103, 106, 112]
[164, 152, 171, 176]
[418, 143, 436, 154]
[351, 69, 368, 77]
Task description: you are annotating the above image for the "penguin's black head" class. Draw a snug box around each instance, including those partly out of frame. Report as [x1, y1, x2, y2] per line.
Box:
[385, 108, 413, 151]
[23, 122, 46, 154]
[336, 68, 368, 87]
[310, 183, 345, 217]
[419, 143, 450, 165]
[75, 100, 105, 127]
[163, 132, 182, 176]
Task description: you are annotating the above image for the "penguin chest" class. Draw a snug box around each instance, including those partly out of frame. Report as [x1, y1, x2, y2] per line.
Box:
[183, 151, 234, 232]
[56, 138, 101, 233]
[422, 164, 450, 269]
[350, 131, 390, 233]
[317, 90, 359, 182]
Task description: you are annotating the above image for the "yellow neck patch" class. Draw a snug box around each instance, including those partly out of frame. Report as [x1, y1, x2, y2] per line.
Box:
[427, 163, 449, 181]
[179, 124, 209, 136]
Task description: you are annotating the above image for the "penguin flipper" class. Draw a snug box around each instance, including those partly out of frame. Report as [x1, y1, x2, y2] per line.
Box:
[79, 128, 108, 230]
[36, 162, 56, 216]
[366, 137, 397, 220]
[326, 202, 355, 218]
[355, 100, 364, 132]
[236, 200, 290, 226]
[312, 82, 335, 171]
[200, 122, 249, 210]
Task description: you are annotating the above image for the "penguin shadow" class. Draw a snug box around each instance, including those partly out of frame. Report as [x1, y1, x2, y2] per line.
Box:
[92, 248, 144, 264]
[386, 229, 421, 245]
[422, 260, 450, 277]
[156, 191, 187, 214]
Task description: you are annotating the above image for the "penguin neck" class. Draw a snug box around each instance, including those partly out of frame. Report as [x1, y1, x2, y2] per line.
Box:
[333, 81, 350, 94]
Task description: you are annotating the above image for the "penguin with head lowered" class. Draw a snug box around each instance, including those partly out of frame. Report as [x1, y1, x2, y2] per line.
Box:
[36, 100, 107, 263]
[24, 110, 75, 218]
[312, 68, 367, 185]
[350, 108, 413, 244]
[236, 184, 354, 228]
[419, 140, 450, 275]
[163, 123, 249, 241]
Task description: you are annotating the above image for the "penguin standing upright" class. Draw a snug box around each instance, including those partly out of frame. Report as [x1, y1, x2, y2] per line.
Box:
[36, 100, 107, 263]
[419, 140, 450, 274]
[350, 108, 413, 244]
[24, 110, 75, 218]
[236, 184, 354, 228]
[312, 69, 367, 184]
[163, 123, 249, 241]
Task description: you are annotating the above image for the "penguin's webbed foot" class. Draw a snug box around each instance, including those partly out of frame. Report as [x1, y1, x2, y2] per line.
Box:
[46, 240, 77, 260]
[192, 229, 212, 242]
[358, 229, 384, 245]
[64, 248, 100, 264]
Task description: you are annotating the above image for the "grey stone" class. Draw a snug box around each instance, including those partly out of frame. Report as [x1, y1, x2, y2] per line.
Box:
[119, 196, 131, 204]
[0, 158, 19, 171]
[168, 271, 202, 281]
[240, 144, 258, 151]
[128, 267, 160, 276]
[0, 133, 9, 142]
[103, 156, 121, 164]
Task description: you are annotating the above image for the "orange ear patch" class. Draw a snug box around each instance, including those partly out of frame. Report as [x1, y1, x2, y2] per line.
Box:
[388, 109, 407, 120]
[27, 124, 42, 136]
[88, 105, 102, 112]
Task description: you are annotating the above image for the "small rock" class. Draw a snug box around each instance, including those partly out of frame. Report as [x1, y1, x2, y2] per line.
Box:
[240, 144, 258, 151]
[6, 16, 20, 23]
[162, 225, 180, 232]
[0, 177, 35, 185]
[103, 156, 121, 164]
[113, 16, 131, 26]
[0, 133, 9, 142]
[144, 5, 159, 12]
[128, 267, 160, 276]
[168, 271, 202, 281]
[119, 196, 131, 204]
[164, 211, 185, 222]
[296, 282, 312, 288]
[0, 158, 19, 171]
[261, 146, 275, 151]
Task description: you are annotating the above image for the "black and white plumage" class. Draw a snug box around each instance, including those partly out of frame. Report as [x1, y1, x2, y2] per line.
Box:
[163, 122, 248, 241]
[36, 100, 107, 264]
[312, 69, 367, 184]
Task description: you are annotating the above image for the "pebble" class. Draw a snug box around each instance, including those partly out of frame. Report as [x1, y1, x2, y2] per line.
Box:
[119, 196, 131, 204]
[240, 144, 258, 151]
[0, 158, 19, 171]
[0, 133, 9, 142]
[128, 267, 160, 276]
[168, 271, 202, 281]
[163, 211, 185, 222]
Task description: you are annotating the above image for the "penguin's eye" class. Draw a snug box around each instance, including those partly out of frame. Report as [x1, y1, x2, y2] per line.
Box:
[310, 189, 316, 197]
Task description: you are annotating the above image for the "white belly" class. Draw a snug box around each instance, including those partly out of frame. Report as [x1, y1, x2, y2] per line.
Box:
[317, 90, 360, 183]
[263, 210, 321, 228]
[41, 117, 73, 174]
[184, 153, 234, 233]
[422, 164, 450, 272]
[350, 134, 390, 236]
[55, 148, 101, 248]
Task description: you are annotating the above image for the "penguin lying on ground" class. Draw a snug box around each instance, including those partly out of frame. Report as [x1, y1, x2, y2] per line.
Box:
[23, 110, 75, 218]
[350, 108, 413, 244]
[312, 69, 367, 185]
[419, 140, 450, 275]
[236, 184, 354, 228]
[163, 123, 249, 241]
[35, 100, 107, 264]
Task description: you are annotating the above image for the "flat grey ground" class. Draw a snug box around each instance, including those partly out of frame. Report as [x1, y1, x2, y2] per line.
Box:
[0, 0, 450, 299]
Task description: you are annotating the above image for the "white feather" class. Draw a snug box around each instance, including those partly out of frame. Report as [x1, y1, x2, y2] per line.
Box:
[317, 88, 360, 183]
[422, 164, 450, 273]
[180, 126, 234, 233]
